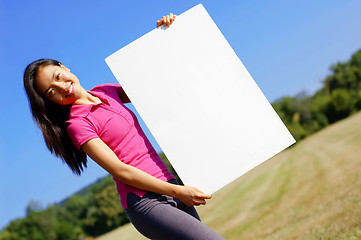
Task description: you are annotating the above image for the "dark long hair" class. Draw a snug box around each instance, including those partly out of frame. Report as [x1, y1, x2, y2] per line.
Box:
[23, 59, 87, 175]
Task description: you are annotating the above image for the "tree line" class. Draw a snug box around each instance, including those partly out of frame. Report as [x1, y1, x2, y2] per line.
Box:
[272, 49, 361, 141]
[0, 176, 128, 240]
[1, 49, 360, 240]
[0, 153, 181, 240]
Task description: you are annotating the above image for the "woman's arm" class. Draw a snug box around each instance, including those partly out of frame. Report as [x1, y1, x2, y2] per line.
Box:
[81, 137, 211, 206]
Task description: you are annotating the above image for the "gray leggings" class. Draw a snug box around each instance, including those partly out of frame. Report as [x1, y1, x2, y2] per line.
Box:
[125, 181, 225, 240]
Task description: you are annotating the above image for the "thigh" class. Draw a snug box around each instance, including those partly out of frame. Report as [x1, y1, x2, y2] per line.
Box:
[174, 197, 201, 221]
[126, 194, 224, 240]
[166, 179, 201, 220]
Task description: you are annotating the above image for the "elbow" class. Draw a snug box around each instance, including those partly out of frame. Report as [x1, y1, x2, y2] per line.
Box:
[112, 165, 134, 184]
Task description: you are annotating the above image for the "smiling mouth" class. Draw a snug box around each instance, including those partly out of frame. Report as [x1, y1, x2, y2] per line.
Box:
[65, 84, 74, 97]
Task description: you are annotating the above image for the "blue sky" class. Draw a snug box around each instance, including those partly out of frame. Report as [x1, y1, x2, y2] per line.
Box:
[1, 0, 361, 230]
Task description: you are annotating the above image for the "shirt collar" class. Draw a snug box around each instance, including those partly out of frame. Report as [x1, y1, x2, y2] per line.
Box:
[68, 89, 110, 118]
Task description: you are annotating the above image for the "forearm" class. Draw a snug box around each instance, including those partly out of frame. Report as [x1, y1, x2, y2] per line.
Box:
[82, 138, 210, 206]
[82, 138, 179, 197]
[114, 162, 179, 197]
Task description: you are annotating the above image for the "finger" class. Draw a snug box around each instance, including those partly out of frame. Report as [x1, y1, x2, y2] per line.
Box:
[195, 192, 212, 199]
[157, 20, 162, 27]
[194, 190, 212, 199]
[201, 194, 212, 199]
[195, 198, 206, 206]
[169, 13, 174, 24]
[172, 14, 177, 24]
[166, 15, 170, 27]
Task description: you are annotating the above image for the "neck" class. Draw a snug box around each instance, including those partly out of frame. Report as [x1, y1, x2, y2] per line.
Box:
[73, 87, 102, 105]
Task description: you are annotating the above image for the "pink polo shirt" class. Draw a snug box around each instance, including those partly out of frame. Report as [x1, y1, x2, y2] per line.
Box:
[66, 83, 175, 209]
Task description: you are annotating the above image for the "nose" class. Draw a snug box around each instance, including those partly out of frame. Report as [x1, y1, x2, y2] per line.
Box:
[53, 82, 67, 94]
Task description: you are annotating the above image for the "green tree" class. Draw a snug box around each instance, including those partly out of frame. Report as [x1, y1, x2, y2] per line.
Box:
[83, 184, 129, 236]
[324, 89, 354, 123]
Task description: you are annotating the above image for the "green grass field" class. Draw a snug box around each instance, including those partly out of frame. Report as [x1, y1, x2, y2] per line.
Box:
[96, 111, 361, 240]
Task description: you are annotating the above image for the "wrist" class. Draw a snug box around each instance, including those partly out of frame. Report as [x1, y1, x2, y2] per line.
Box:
[168, 184, 182, 198]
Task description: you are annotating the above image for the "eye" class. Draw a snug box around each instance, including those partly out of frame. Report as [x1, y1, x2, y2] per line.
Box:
[48, 89, 55, 97]
[56, 73, 61, 80]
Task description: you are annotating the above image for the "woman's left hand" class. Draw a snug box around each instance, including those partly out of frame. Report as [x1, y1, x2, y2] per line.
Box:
[174, 185, 212, 207]
[157, 13, 177, 27]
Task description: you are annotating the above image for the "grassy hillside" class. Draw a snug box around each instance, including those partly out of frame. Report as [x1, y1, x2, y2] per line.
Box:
[97, 111, 361, 240]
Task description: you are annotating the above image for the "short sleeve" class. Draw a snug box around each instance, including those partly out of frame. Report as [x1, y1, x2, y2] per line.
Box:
[66, 118, 99, 151]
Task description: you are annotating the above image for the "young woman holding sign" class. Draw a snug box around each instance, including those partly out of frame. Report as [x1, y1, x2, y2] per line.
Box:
[23, 14, 224, 240]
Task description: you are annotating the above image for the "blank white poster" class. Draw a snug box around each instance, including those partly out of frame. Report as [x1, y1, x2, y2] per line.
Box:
[105, 4, 295, 194]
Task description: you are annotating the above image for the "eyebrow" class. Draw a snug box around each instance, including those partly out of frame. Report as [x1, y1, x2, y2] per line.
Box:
[43, 70, 57, 95]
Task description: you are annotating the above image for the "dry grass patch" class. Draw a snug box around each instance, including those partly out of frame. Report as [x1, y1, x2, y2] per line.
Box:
[198, 112, 361, 239]
[97, 112, 361, 239]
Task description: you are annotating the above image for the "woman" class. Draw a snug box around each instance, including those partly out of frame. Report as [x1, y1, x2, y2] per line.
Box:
[23, 14, 225, 240]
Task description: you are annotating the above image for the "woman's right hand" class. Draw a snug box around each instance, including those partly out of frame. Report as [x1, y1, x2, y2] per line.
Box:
[174, 185, 212, 206]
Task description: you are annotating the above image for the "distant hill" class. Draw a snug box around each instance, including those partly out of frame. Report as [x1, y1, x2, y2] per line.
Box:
[96, 111, 361, 240]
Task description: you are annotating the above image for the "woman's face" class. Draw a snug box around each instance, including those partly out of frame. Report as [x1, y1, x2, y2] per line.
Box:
[35, 64, 82, 105]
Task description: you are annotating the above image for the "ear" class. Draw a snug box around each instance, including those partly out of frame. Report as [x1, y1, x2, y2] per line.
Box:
[59, 64, 70, 72]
